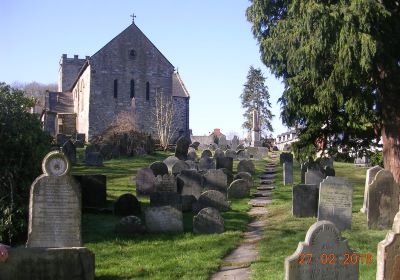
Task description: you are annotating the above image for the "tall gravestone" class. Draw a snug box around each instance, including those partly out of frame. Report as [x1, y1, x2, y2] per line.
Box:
[283, 162, 293, 185]
[318, 177, 353, 231]
[368, 170, 400, 229]
[280, 152, 293, 165]
[292, 184, 319, 217]
[285, 221, 358, 280]
[216, 156, 233, 173]
[360, 165, 383, 214]
[27, 151, 82, 247]
[300, 162, 308, 184]
[135, 167, 156, 196]
[175, 136, 190, 160]
[203, 169, 228, 193]
[377, 211, 400, 280]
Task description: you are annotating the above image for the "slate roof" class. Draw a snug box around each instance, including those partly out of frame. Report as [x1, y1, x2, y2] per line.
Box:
[172, 72, 189, 98]
[47, 91, 74, 113]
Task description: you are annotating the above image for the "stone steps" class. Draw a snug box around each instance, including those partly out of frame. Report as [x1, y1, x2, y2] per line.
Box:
[257, 185, 275, 191]
[253, 190, 272, 198]
[248, 197, 272, 207]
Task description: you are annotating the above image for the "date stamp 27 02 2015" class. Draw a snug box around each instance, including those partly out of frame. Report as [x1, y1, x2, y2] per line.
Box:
[298, 252, 373, 265]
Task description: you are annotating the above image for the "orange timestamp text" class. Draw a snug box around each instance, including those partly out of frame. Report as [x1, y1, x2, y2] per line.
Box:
[298, 252, 373, 265]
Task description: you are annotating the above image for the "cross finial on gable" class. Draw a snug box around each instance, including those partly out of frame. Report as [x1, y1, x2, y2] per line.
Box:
[130, 13, 136, 23]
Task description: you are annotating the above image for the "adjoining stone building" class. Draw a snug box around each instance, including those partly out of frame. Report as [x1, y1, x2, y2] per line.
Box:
[43, 19, 190, 142]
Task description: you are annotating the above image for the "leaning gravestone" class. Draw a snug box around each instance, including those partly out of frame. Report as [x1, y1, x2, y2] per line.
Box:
[203, 169, 228, 193]
[135, 167, 156, 196]
[305, 170, 324, 186]
[377, 211, 400, 280]
[368, 169, 400, 229]
[198, 157, 216, 171]
[285, 220, 358, 280]
[62, 140, 77, 165]
[216, 156, 233, 173]
[201, 149, 213, 158]
[149, 161, 169, 177]
[318, 177, 352, 230]
[193, 207, 224, 234]
[193, 190, 230, 213]
[145, 206, 183, 233]
[27, 151, 81, 247]
[283, 162, 293, 185]
[175, 136, 190, 160]
[171, 160, 190, 176]
[228, 179, 250, 199]
[163, 156, 180, 173]
[177, 170, 204, 199]
[292, 184, 319, 217]
[237, 159, 255, 175]
[360, 165, 383, 214]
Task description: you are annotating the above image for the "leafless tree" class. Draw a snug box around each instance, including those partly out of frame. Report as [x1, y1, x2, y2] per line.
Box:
[11, 81, 57, 113]
[153, 88, 176, 150]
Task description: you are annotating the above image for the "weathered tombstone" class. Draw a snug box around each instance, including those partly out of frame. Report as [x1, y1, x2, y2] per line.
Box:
[360, 165, 383, 214]
[114, 193, 141, 216]
[85, 152, 103, 166]
[185, 160, 198, 170]
[231, 136, 240, 150]
[216, 156, 233, 173]
[177, 170, 204, 199]
[145, 206, 183, 233]
[198, 157, 216, 171]
[234, 172, 253, 186]
[193, 190, 230, 213]
[62, 140, 76, 165]
[368, 170, 400, 229]
[300, 162, 308, 184]
[225, 149, 237, 160]
[228, 179, 250, 199]
[149, 161, 169, 177]
[115, 215, 145, 234]
[305, 170, 324, 186]
[201, 149, 213, 158]
[237, 159, 255, 175]
[154, 174, 177, 192]
[280, 152, 293, 164]
[220, 168, 234, 185]
[214, 148, 225, 159]
[283, 162, 293, 185]
[27, 151, 82, 247]
[187, 150, 198, 161]
[163, 156, 180, 173]
[318, 177, 353, 230]
[218, 135, 228, 149]
[193, 207, 224, 234]
[236, 149, 249, 160]
[150, 192, 182, 210]
[73, 174, 107, 208]
[135, 167, 156, 196]
[292, 184, 319, 217]
[377, 211, 400, 280]
[203, 169, 228, 193]
[171, 160, 190, 176]
[285, 220, 359, 280]
[175, 136, 190, 160]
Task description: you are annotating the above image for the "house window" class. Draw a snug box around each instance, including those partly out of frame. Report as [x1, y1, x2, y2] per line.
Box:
[114, 79, 118, 98]
[146, 82, 150, 101]
[130, 80, 135, 98]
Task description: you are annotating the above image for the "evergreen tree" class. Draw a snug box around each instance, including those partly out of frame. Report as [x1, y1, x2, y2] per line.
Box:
[247, 0, 400, 181]
[240, 66, 274, 135]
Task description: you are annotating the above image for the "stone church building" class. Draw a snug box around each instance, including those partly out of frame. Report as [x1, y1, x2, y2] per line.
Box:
[43, 20, 190, 142]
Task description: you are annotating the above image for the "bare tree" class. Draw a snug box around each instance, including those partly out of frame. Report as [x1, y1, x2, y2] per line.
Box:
[11, 81, 57, 113]
[153, 89, 176, 150]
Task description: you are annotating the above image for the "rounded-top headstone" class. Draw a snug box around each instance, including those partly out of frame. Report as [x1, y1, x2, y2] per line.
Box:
[228, 179, 250, 199]
[214, 149, 225, 159]
[114, 193, 141, 216]
[196, 190, 230, 212]
[149, 161, 169, 177]
[135, 167, 156, 195]
[237, 159, 255, 175]
[175, 136, 190, 160]
[172, 160, 190, 176]
[198, 157, 216, 171]
[234, 172, 253, 185]
[42, 151, 71, 177]
[187, 150, 198, 161]
[201, 149, 213, 158]
[163, 156, 180, 173]
[193, 207, 224, 234]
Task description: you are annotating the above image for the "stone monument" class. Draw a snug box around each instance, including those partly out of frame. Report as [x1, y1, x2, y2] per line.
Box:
[360, 165, 383, 214]
[250, 109, 261, 147]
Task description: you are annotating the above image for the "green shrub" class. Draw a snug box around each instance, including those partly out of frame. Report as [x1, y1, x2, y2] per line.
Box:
[369, 150, 384, 167]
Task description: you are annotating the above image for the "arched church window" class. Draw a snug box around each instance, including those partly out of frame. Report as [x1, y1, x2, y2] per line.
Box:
[114, 79, 118, 99]
[146, 82, 150, 101]
[130, 80, 135, 98]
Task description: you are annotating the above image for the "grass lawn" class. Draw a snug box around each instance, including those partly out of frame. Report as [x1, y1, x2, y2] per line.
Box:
[72, 151, 264, 279]
[251, 159, 387, 280]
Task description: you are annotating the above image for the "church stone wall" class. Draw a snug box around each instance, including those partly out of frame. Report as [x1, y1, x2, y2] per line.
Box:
[72, 65, 91, 140]
[58, 55, 87, 92]
[172, 96, 190, 142]
[88, 24, 174, 139]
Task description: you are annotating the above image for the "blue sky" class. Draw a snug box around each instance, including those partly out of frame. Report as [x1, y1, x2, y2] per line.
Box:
[0, 0, 287, 138]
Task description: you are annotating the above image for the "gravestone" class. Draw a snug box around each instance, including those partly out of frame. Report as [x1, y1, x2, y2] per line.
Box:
[201, 149, 213, 158]
[360, 165, 383, 214]
[193, 190, 230, 213]
[154, 174, 177, 192]
[185, 160, 198, 170]
[283, 162, 293, 185]
[218, 135, 228, 149]
[114, 193, 141, 216]
[220, 168, 234, 185]
[214, 148, 225, 159]
[228, 179, 250, 199]
[234, 172, 253, 186]
[305, 170, 324, 186]
[224, 149, 237, 160]
[150, 192, 182, 210]
[187, 150, 198, 161]
[73, 174, 107, 208]
[115, 216, 145, 234]
[280, 152, 293, 164]
[85, 152, 103, 166]
[145, 206, 183, 233]
[216, 156, 233, 173]
[182, 195, 197, 212]
[377, 211, 400, 280]
[149, 161, 169, 177]
[175, 136, 190, 160]
[177, 170, 204, 199]
[203, 169, 228, 193]
[236, 149, 249, 160]
[62, 140, 76, 165]
[285, 220, 358, 280]
[163, 156, 180, 173]
[231, 136, 239, 150]
[193, 207, 224, 234]
[323, 166, 335, 177]
[237, 159, 255, 175]
[318, 177, 352, 230]
[368, 170, 400, 229]
[300, 162, 308, 184]
[172, 160, 190, 176]
[198, 157, 216, 171]
[135, 167, 156, 196]
[292, 184, 319, 217]
[27, 151, 82, 247]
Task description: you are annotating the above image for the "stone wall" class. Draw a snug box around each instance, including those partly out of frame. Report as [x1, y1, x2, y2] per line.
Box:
[172, 96, 190, 142]
[72, 65, 91, 140]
